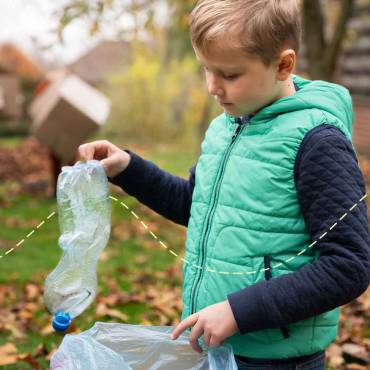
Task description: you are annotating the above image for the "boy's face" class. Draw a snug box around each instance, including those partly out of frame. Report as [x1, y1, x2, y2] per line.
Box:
[195, 41, 284, 116]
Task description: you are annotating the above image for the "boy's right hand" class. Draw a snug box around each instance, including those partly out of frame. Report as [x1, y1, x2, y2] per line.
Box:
[78, 140, 131, 178]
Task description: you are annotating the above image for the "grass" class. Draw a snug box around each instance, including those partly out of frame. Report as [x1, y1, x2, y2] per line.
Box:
[0, 136, 197, 369]
[0, 134, 368, 369]
[0, 119, 29, 139]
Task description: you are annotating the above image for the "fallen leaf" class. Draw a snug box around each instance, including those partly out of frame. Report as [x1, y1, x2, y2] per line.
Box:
[33, 344, 49, 358]
[356, 286, 370, 312]
[363, 338, 370, 351]
[98, 291, 131, 306]
[99, 249, 118, 262]
[18, 353, 40, 369]
[134, 255, 148, 264]
[40, 323, 54, 336]
[18, 309, 33, 320]
[0, 343, 18, 366]
[0, 285, 16, 304]
[0, 342, 17, 355]
[4, 322, 26, 339]
[95, 303, 128, 322]
[326, 343, 344, 368]
[342, 343, 370, 364]
[0, 355, 18, 366]
[45, 347, 58, 361]
[25, 283, 40, 300]
[345, 364, 368, 370]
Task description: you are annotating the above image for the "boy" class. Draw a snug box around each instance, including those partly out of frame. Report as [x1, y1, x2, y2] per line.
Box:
[79, 0, 370, 368]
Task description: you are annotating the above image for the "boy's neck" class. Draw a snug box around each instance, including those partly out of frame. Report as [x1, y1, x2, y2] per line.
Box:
[278, 76, 296, 100]
[248, 76, 296, 116]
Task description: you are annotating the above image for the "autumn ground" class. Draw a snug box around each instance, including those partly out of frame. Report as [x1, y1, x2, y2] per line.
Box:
[0, 136, 369, 369]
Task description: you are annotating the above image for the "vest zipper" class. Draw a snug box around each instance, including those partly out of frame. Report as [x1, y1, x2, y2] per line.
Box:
[190, 120, 245, 315]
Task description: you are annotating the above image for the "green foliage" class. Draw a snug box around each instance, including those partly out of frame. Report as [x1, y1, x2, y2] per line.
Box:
[103, 42, 218, 146]
[166, 0, 197, 58]
[56, 0, 160, 42]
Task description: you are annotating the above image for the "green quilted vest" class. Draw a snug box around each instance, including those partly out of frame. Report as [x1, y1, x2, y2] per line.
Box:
[182, 75, 354, 358]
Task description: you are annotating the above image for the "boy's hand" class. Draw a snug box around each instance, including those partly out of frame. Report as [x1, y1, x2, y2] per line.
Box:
[171, 300, 238, 353]
[78, 140, 131, 178]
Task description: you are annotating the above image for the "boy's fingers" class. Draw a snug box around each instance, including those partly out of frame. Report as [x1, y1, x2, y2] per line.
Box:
[171, 314, 198, 340]
[78, 143, 94, 160]
[209, 335, 221, 348]
[100, 158, 109, 176]
[101, 157, 119, 177]
[204, 330, 211, 347]
[188, 320, 204, 353]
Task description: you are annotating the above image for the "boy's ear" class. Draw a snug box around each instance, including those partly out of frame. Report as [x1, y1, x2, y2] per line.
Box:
[276, 49, 296, 81]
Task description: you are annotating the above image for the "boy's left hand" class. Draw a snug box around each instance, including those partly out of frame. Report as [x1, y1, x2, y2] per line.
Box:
[170, 300, 239, 353]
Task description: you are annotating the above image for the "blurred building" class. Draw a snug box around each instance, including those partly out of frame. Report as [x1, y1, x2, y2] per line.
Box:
[0, 42, 44, 119]
[30, 74, 111, 164]
[29, 40, 123, 165]
[67, 40, 130, 87]
[0, 42, 44, 82]
[0, 66, 21, 118]
[29, 42, 114, 194]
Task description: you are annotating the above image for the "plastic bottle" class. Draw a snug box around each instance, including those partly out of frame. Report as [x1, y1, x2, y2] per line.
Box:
[44, 161, 111, 331]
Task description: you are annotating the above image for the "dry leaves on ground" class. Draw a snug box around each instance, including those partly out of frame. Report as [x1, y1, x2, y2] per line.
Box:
[0, 137, 51, 197]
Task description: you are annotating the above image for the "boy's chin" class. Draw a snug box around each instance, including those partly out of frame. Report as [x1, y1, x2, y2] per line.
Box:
[223, 104, 257, 117]
[222, 105, 239, 116]
[222, 105, 245, 117]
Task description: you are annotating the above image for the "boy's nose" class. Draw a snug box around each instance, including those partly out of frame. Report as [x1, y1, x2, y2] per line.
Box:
[207, 74, 224, 97]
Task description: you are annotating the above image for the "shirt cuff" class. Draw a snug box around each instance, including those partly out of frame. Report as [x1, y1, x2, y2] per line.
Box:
[227, 280, 271, 334]
[108, 150, 147, 194]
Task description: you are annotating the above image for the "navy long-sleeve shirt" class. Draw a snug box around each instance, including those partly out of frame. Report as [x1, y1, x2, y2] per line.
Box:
[110, 124, 370, 334]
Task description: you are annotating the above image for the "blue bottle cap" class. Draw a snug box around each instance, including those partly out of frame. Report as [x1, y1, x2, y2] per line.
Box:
[52, 312, 71, 332]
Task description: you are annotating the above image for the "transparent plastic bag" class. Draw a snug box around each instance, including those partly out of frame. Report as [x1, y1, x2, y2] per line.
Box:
[50, 322, 238, 370]
[44, 161, 110, 325]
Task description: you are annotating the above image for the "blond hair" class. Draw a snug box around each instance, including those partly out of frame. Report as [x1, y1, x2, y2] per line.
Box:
[189, 0, 301, 65]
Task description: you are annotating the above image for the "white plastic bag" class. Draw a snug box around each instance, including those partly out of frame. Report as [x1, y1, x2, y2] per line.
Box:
[51, 322, 238, 370]
[44, 161, 111, 325]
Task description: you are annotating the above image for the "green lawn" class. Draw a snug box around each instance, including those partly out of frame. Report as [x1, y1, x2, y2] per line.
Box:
[0, 138, 197, 369]
[0, 135, 368, 369]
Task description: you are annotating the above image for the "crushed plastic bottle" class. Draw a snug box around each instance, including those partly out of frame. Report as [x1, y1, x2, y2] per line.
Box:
[44, 160, 111, 331]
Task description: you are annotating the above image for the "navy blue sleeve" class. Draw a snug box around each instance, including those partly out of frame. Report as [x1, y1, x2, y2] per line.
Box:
[228, 124, 370, 334]
[109, 150, 195, 226]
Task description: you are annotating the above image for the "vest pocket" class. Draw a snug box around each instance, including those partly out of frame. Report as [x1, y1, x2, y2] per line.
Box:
[264, 256, 290, 340]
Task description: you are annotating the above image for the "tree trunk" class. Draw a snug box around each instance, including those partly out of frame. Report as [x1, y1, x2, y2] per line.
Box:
[323, 0, 355, 78]
[302, 0, 327, 80]
[302, 0, 355, 81]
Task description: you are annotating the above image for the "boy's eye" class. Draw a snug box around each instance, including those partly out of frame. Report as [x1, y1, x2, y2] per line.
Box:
[223, 74, 240, 80]
[201, 65, 240, 80]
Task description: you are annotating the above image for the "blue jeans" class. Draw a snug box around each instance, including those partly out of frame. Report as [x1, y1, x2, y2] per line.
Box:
[235, 351, 325, 370]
